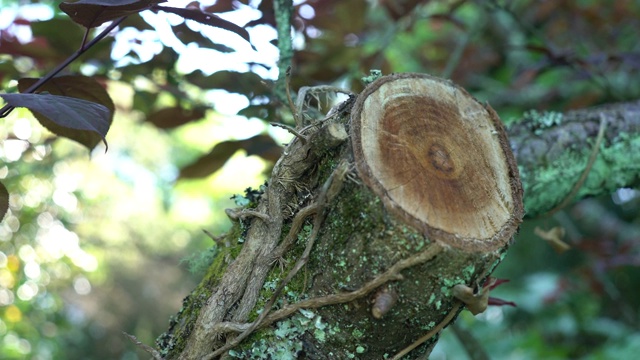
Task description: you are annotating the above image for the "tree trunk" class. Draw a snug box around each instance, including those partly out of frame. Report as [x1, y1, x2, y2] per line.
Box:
[154, 75, 640, 359]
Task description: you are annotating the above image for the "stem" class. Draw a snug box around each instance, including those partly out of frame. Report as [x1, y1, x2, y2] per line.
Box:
[0, 17, 127, 118]
[450, 323, 491, 360]
[273, 0, 294, 107]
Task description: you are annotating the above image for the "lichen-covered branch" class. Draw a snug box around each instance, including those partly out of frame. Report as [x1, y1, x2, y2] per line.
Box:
[508, 101, 640, 217]
[273, 0, 294, 107]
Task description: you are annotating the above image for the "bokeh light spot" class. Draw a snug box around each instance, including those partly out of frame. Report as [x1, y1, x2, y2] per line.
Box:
[4, 304, 22, 322]
[73, 276, 92, 295]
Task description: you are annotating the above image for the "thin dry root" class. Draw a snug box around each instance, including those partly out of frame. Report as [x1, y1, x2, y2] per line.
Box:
[123, 332, 165, 360]
[390, 302, 462, 360]
[225, 208, 271, 222]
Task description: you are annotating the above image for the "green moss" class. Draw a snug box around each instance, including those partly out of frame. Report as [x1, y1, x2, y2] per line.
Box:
[180, 246, 218, 275]
[522, 110, 563, 134]
[157, 224, 245, 356]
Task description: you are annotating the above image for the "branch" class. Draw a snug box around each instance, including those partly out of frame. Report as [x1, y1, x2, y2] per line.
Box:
[123, 332, 164, 360]
[273, 0, 294, 107]
[507, 101, 640, 216]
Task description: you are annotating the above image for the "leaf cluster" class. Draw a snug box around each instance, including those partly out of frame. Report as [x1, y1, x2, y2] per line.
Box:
[0, 0, 272, 221]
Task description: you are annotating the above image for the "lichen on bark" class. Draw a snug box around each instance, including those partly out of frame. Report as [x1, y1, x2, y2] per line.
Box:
[508, 101, 640, 216]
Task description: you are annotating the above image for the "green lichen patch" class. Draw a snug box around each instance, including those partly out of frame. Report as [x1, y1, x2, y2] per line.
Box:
[233, 311, 336, 359]
[361, 69, 383, 85]
[521, 129, 640, 216]
[523, 110, 564, 134]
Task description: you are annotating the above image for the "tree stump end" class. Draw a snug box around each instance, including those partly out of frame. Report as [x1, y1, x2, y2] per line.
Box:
[351, 73, 524, 252]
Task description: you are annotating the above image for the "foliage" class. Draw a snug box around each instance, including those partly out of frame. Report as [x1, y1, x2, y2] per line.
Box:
[0, 0, 639, 359]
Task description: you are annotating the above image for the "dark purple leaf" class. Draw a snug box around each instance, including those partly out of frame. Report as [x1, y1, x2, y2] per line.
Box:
[59, 0, 163, 28]
[179, 141, 240, 179]
[153, 5, 254, 49]
[238, 104, 275, 120]
[172, 23, 235, 53]
[1, 93, 110, 150]
[487, 278, 510, 290]
[179, 134, 281, 179]
[0, 182, 8, 222]
[146, 106, 206, 129]
[488, 297, 517, 308]
[185, 70, 270, 99]
[17, 75, 114, 150]
[203, 0, 250, 13]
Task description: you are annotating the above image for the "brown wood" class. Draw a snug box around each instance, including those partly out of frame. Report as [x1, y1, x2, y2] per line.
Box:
[351, 73, 524, 251]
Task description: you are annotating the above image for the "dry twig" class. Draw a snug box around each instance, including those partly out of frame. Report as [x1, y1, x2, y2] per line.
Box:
[123, 332, 164, 360]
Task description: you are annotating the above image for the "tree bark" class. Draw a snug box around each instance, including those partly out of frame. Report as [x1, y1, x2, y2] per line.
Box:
[508, 100, 640, 216]
[154, 76, 640, 359]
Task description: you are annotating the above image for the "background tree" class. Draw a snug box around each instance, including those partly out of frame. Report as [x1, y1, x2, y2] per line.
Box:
[0, 0, 639, 359]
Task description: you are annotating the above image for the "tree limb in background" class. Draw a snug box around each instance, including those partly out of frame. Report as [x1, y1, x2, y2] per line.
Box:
[273, 0, 294, 108]
[508, 101, 640, 217]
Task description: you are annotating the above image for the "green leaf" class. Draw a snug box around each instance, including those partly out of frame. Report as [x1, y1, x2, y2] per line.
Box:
[0, 182, 8, 222]
[0, 93, 110, 150]
[155, 6, 254, 49]
[178, 134, 281, 179]
[59, 0, 163, 28]
[146, 106, 206, 129]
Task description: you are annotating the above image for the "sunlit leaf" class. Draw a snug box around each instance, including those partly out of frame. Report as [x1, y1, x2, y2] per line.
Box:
[179, 134, 281, 179]
[146, 106, 206, 129]
[154, 6, 254, 49]
[0, 93, 110, 150]
[59, 0, 163, 28]
[0, 182, 8, 222]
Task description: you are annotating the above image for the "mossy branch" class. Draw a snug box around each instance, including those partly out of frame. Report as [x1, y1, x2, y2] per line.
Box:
[508, 100, 640, 217]
[273, 0, 294, 107]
